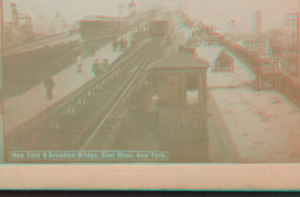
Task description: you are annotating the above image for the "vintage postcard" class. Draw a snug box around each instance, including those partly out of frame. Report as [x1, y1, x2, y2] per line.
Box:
[0, 0, 300, 190]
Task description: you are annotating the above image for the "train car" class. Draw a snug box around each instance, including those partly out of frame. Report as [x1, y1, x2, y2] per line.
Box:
[214, 50, 234, 73]
[142, 47, 210, 162]
[199, 33, 221, 46]
[148, 14, 169, 37]
[79, 16, 122, 40]
[255, 55, 281, 91]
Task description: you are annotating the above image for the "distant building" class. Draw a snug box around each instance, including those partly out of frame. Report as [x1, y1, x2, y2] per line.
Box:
[34, 15, 47, 34]
[49, 11, 67, 35]
[242, 37, 265, 55]
[127, 0, 136, 16]
[3, 3, 33, 45]
[118, 5, 125, 18]
[253, 11, 262, 35]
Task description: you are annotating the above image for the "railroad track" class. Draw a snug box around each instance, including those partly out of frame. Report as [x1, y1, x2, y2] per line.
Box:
[5, 38, 162, 163]
[227, 44, 300, 108]
[79, 41, 161, 152]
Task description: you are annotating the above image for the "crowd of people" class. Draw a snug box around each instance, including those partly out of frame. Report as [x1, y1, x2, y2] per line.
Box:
[112, 37, 128, 52]
[43, 56, 109, 101]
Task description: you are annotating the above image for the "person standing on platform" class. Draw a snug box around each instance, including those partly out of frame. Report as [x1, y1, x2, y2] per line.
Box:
[102, 58, 109, 72]
[76, 55, 83, 73]
[92, 59, 99, 78]
[120, 37, 125, 52]
[44, 76, 55, 100]
[114, 39, 118, 52]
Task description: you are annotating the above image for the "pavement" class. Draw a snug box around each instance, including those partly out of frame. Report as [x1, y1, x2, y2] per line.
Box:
[4, 32, 132, 134]
[197, 45, 300, 163]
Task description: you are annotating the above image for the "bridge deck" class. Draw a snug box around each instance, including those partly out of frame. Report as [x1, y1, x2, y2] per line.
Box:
[3, 34, 80, 56]
[4, 39, 126, 134]
[197, 45, 300, 163]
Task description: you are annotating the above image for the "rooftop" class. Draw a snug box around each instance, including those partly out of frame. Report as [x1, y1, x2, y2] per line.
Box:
[147, 50, 210, 71]
[151, 13, 168, 22]
[257, 54, 279, 60]
[81, 15, 125, 22]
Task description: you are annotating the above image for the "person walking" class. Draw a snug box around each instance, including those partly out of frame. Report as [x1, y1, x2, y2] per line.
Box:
[92, 58, 99, 78]
[76, 55, 83, 73]
[102, 58, 109, 73]
[44, 76, 55, 100]
[120, 37, 125, 52]
[114, 39, 118, 52]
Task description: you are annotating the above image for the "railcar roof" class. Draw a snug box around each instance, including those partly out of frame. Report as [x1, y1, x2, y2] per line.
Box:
[216, 55, 232, 62]
[147, 50, 210, 71]
[258, 54, 278, 60]
[216, 52, 234, 61]
[150, 14, 168, 22]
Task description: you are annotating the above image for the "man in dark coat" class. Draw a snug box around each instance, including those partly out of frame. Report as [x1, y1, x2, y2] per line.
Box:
[44, 76, 55, 100]
[92, 58, 99, 78]
[120, 37, 125, 52]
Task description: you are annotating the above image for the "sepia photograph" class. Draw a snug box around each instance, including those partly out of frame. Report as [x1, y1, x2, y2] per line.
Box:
[0, 0, 300, 190]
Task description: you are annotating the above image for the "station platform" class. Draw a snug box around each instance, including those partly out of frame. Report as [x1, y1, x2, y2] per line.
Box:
[4, 32, 132, 134]
[197, 45, 300, 163]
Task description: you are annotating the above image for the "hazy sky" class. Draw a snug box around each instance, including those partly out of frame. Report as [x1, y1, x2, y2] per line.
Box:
[3, 0, 299, 33]
[184, 0, 299, 33]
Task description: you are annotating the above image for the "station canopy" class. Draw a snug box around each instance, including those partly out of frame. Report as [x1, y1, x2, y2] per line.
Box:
[147, 50, 210, 71]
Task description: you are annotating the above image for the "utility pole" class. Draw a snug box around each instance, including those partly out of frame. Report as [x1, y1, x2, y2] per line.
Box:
[282, 0, 300, 77]
[284, 12, 300, 77]
[229, 19, 235, 42]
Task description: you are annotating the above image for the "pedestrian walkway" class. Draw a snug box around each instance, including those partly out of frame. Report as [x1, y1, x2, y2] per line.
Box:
[279, 69, 300, 86]
[197, 45, 300, 163]
[4, 39, 128, 134]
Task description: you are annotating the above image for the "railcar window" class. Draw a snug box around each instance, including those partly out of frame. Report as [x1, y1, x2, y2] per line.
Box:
[185, 76, 200, 107]
[157, 76, 180, 108]
[158, 83, 169, 106]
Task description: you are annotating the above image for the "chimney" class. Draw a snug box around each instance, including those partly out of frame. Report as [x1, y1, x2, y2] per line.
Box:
[253, 11, 262, 35]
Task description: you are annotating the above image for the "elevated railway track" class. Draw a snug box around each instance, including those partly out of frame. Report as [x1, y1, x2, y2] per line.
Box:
[3, 10, 156, 98]
[5, 38, 163, 163]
